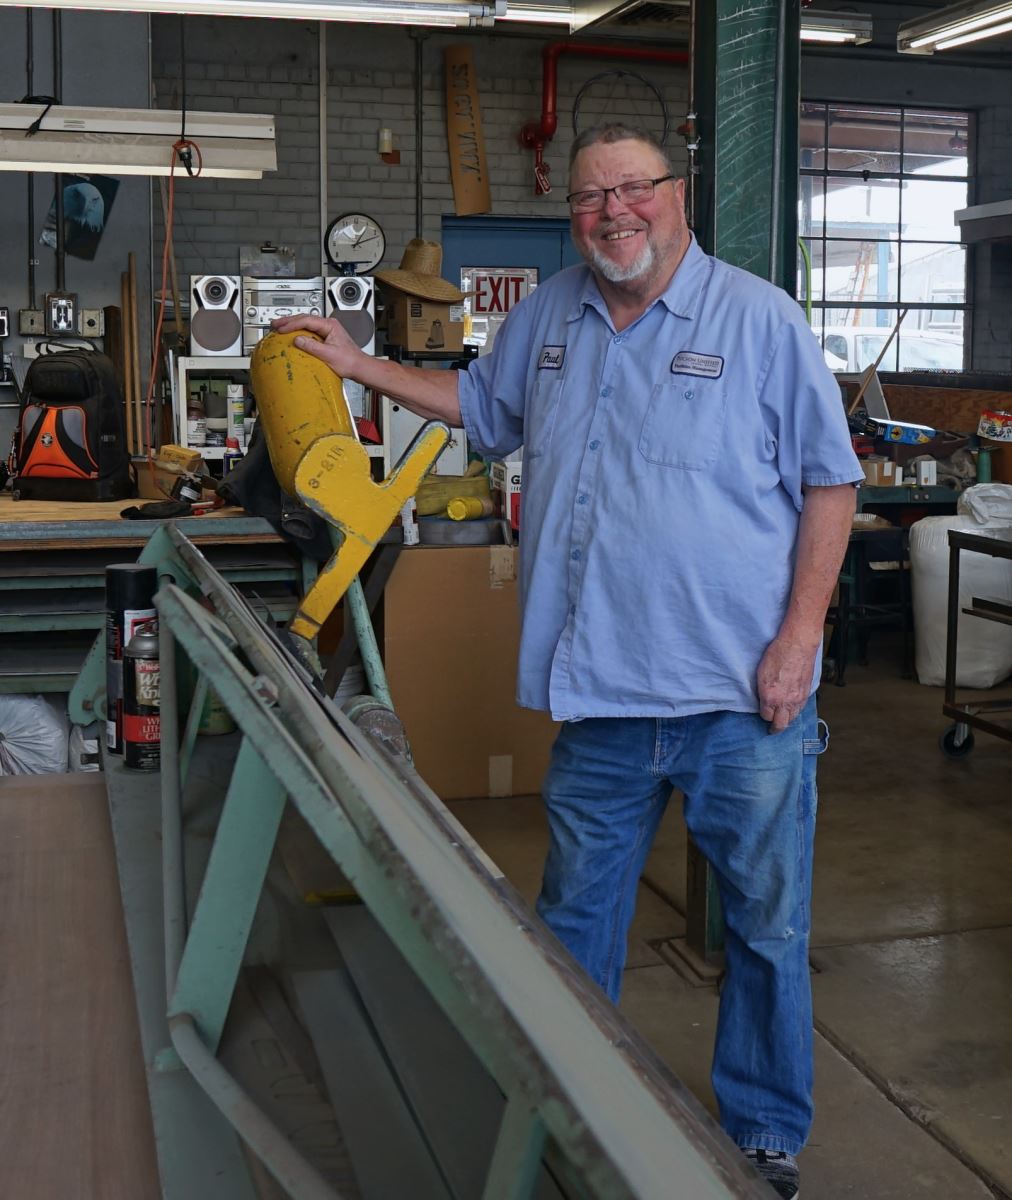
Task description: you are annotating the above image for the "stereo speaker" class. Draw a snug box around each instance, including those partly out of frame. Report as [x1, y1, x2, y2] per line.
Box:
[325, 275, 376, 356]
[189, 275, 242, 357]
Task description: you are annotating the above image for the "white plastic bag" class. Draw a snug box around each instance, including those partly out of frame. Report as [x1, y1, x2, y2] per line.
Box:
[957, 482, 1012, 525]
[0, 694, 70, 775]
[69, 724, 101, 772]
[910, 508, 1012, 688]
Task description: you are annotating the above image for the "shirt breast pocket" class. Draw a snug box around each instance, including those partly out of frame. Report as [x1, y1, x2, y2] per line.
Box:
[638, 378, 727, 470]
[525, 373, 565, 458]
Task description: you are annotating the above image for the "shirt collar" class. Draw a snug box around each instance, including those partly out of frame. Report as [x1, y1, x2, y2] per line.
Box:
[566, 234, 712, 325]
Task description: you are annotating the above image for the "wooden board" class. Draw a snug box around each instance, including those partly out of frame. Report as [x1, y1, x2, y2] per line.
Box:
[0, 772, 160, 1200]
[883, 384, 1012, 434]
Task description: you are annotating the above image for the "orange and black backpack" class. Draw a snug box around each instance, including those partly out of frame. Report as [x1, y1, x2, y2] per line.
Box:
[10, 350, 132, 501]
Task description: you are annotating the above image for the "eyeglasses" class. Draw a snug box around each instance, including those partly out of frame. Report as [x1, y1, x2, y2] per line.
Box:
[566, 174, 675, 213]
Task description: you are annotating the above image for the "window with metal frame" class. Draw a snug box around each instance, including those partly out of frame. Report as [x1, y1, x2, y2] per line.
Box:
[799, 102, 971, 374]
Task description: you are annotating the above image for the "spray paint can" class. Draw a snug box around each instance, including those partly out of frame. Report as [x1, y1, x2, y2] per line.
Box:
[123, 621, 160, 771]
[105, 564, 158, 754]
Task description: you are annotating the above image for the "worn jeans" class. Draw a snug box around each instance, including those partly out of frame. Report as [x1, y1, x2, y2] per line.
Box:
[535, 696, 824, 1156]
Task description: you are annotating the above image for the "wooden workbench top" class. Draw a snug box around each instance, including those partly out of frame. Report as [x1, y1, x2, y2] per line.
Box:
[0, 492, 283, 550]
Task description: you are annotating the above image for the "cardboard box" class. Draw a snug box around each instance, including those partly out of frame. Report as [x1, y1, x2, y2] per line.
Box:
[490, 459, 522, 531]
[135, 445, 204, 499]
[386, 294, 465, 353]
[383, 545, 558, 800]
[861, 459, 900, 487]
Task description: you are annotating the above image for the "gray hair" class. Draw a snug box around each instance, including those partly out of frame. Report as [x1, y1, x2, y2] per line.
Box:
[568, 123, 675, 175]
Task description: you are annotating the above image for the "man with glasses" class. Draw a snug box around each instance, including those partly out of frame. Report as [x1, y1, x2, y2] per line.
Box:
[275, 122, 862, 1199]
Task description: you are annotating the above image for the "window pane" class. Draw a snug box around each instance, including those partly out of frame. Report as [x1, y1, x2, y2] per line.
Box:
[826, 176, 900, 237]
[800, 102, 828, 170]
[897, 331, 965, 372]
[819, 307, 903, 372]
[904, 110, 969, 178]
[823, 240, 897, 305]
[900, 178, 967, 241]
[797, 238, 825, 302]
[798, 174, 823, 237]
[827, 104, 901, 173]
[899, 243, 966, 310]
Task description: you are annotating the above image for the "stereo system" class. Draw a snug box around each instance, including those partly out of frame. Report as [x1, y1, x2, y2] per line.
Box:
[189, 275, 243, 357]
[242, 276, 324, 353]
[325, 275, 376, 356]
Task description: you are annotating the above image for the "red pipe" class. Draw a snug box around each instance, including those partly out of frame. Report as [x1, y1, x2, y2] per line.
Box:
[521, 42, 690, 148]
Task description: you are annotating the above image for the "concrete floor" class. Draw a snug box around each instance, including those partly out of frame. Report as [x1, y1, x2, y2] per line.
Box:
[447, 646, 1012, 1199]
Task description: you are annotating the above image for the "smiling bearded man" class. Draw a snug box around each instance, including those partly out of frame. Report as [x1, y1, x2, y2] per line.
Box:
[272, 123, 864, 1200]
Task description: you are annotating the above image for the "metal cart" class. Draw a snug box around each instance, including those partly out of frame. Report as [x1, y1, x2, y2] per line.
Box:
[940, 527, 1012, 757]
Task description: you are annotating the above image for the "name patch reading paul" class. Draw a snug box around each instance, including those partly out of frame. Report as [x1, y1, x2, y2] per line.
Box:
[670, 351, 724, 379]
[538, 345, 566, 370]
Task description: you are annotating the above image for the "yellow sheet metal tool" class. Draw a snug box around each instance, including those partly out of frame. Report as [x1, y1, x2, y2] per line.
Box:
[250, 330, 449, 642]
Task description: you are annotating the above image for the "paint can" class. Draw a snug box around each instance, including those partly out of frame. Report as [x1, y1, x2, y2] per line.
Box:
[105, 563, 158, 754]
[123, 621, 160, 771]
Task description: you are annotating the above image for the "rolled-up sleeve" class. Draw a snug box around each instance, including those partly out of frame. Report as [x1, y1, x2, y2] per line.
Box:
[457, 300, 536, 459]
[758, 316, 864, 510]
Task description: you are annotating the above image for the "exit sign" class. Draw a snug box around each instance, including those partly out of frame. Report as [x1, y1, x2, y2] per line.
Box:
[470, 271, 534, 314]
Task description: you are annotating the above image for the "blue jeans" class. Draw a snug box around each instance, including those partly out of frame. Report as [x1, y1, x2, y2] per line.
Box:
[535, 697, 824, 1156]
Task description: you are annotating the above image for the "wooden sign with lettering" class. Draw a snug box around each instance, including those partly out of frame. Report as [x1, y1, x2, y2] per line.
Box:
[444, 45, 492, 216]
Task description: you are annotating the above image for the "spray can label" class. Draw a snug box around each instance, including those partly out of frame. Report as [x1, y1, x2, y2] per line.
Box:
[123, 627, 160, 771]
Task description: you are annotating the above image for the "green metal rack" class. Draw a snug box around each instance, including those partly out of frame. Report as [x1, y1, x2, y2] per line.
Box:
[69, 525, 770, 1200]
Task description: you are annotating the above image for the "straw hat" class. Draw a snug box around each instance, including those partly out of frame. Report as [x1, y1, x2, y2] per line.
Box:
[375, 238, 464, 304]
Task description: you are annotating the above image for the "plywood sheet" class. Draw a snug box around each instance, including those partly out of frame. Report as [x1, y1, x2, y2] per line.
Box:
[0, 772, 160, 1200]
[883, 384, 1012, 433]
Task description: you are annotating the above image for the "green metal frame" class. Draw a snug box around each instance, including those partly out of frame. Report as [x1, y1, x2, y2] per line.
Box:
[687, 0, 801, 963]
[72, 526, 768, 1200]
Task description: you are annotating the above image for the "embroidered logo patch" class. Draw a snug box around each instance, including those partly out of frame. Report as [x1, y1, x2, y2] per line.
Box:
[538, 345, 566, 370]
[670, 351, 724, 379]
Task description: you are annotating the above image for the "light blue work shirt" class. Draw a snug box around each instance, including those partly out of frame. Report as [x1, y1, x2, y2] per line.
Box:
[457, 237, 864, 721]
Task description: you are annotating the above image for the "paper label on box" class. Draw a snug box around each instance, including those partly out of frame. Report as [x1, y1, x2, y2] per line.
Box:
[488, 755, 513, 798]
[449, 305, 465, 322]
[489, 547, 515, 589]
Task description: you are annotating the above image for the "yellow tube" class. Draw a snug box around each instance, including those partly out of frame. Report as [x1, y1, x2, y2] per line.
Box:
[249, 330, 354, 496]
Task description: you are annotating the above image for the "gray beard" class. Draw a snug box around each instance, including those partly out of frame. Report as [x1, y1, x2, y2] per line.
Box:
[587, 236, 656, 284]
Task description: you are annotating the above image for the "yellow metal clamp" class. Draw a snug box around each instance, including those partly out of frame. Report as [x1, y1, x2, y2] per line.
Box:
[250, 331, 450, 640]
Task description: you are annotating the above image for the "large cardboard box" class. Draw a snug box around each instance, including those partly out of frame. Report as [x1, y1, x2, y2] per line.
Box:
[386, 294, 465, 353]
[383, 545, 558, 800]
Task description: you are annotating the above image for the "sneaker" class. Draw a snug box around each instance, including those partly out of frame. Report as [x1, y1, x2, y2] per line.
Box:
[742, 1148, 799, 1199]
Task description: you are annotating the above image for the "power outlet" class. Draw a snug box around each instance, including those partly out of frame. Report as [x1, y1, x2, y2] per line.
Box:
[80, 308, 105, 337]
[19, 309, 44, 336]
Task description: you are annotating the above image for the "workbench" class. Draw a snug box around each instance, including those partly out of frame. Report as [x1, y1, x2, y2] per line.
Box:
[0, 495, 312, 693]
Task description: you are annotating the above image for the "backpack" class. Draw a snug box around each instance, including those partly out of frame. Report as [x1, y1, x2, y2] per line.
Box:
[10, 350, 132, 501]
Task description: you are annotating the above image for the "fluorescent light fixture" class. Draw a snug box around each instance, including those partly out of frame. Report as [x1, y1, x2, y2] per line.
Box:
[800, 10, 873, 44]
[898, 0, 1012, 52]
[0, 103, 277, 178]
[0, 0, 498, 23]
[499, 3, 573, 22]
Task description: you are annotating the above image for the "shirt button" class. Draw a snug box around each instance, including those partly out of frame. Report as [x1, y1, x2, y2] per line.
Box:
[571, 549, 581, 562]
[600, 386, 612, 397]
[613, 335, 622, 344]
[589, 440, 600, 451]
[684, 389, 694, 400]
[577, 494, 588, 505]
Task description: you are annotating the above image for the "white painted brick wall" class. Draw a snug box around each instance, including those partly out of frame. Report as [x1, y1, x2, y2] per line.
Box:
[151, 17, 688, 282]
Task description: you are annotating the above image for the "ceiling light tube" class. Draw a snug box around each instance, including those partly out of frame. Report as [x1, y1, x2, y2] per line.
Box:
[0, 0, 492, 23]
[898, 0, 1012, 53]
[800, 10, 873, 45]
[499, 4, 574, 22]
[936, 15, 1012, 46]
[0, 102, 277, 178]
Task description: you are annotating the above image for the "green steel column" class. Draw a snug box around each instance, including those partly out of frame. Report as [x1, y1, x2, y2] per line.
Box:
[688, 0, 800, 963]
[693, 0, 800, 293]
